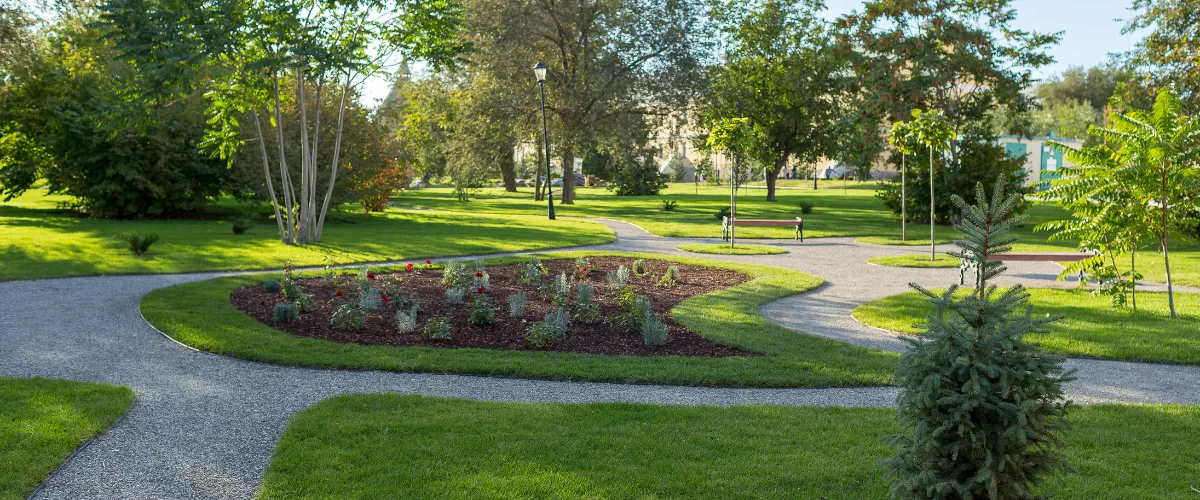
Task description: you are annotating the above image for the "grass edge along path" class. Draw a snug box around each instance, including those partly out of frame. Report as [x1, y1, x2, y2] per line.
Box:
[676, 243, 788, 255]
[0, 377, 134, 499]
[853, 288, 1200, 365]
[866, 254, 961, 268]
[141, 251, 898, 388]
[260, 394, 1200, 499]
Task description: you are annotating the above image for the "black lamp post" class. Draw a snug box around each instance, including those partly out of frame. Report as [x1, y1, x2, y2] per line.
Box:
[533, 61, 555, 220]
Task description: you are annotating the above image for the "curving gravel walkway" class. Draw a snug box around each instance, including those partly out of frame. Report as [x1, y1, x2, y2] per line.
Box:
[2, 217, 1198, 499]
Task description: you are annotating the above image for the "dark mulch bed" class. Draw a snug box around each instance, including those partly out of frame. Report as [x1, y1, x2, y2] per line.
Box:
[231, 257, 756, 357]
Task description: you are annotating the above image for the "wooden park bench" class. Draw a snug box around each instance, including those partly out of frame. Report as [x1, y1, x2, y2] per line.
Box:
[960, 250, 1096, 284]
[722, 216, 803, 241]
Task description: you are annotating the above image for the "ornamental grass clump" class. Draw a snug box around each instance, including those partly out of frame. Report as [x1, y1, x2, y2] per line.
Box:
[119, 232, 159, 256]
[632, 259, 646, 276]
[280, 261, 311, 311]
[549, 271, 576, 306]
[272, 302, 299, 323]
[263, 280, 282, 293]
[468, 293, 495, 326]
[887, 182, 1074, 500]
[656, 266, 679, 287]
[445, 287, 465, 304]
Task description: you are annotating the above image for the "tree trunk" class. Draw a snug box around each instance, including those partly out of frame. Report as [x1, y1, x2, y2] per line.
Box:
[901, 154, 906, 241]
[315, 75, 352, 242]
[1131, 248, 1137, 311]
[560, 148, 574, 204]
[765, 156, 786, 202]
[251, 110, 287, 239]
[271, 73, 295, 244]
[499, 137, 517, 192]
[295, 68, 311, 245]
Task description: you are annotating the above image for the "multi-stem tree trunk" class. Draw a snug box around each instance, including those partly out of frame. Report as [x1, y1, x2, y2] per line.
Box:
[251, 110, 287, 239]
[929, 144, 936, 261]
[560, 148, 575, 204]
[901, 154, 907, 241]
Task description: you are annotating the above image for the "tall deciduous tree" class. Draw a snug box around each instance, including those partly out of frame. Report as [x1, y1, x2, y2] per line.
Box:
[837, 0, 1059, 172]
[700, 0, 848, 202]
[1124, 0, 1200, 112]
[463, 0, 713, 204]
[98, 0, 467, 243]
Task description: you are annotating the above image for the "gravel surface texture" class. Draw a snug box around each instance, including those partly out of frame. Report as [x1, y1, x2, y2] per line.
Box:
[2, 217, 1197, 499]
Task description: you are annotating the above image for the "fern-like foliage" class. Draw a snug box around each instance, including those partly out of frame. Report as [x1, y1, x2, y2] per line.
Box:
[888, 181, 1075, 500]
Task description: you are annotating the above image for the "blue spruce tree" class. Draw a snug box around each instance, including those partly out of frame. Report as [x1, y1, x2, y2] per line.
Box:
[888, 181, 1074, 499]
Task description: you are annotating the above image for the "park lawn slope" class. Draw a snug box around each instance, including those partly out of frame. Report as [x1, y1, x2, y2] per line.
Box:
[261, 395, 1200, 500]
[0, 189, 612, 281]
[853, 288, 1200, 365]
[0, 377, 134, 499]
[141, 251, 898, 388]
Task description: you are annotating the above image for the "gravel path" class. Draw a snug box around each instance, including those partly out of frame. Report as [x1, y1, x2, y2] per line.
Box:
[2, 217, 1197, 499]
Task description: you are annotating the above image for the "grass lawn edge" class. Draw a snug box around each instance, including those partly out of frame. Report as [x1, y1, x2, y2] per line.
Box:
[141, 251, 899, 388]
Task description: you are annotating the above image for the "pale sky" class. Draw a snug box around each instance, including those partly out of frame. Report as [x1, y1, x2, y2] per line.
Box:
[359, 0, 1145, 106]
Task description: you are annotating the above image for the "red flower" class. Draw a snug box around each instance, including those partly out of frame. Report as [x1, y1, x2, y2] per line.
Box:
[475, 272, 483, 278]
[476, 286, 486, 294]
[425, 260, 432, 265]
[335, 291, 343, 297]
[381, 295, 390, 304]
[367, 273, 376, 280]
[405, 263, 414, 272]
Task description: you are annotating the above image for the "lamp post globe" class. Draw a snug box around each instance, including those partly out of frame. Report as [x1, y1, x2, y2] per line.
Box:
[533, 61, 555, 220]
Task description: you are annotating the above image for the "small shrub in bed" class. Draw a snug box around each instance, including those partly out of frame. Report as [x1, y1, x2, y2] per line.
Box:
[508, 291, 527, 317]
[632, 259, 646, 276]
[330, 301, 368, 330]
[445, 287, 466, 304]
[613, 287, 652, 332]
[468, 294, 495, 326]
[442, 261, 474, 290]
[423, 316, 452, 340]
[272, 303, 300, 323]
[517, 256, 547, 285]
[232, 213, 254, 235]
[395, 309, 417, 334]
[604, 265, 631, 292]
[574, 282, 601, 324]
[549, 271, 575, 306]
[798, 201, 815, 214]
[263, 280, 282, 293]
[280, 261, 311, 311]
[525, 308, 570, 347]
[574, 257, 592, 278]
[656, 266, 679, 287]
[641, 315, 669, 346]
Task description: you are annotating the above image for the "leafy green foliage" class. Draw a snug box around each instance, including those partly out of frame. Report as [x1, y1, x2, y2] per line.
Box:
[888, 182, 1073, 499]
[330, 300, 368, 330]
[273, 302, 300, 323]
[609, 157, 669, 196]
[516, 255, 547, 286]
[525, 308, 569, 348]
[394, 309, 417, 334]
[613, 287, 652, 333]
[1040, 88, 1200, 317]
[660, 200, 678, 211]
[467, 294, 494, 326]
[798, 201, 814, 214]
[0, 130, 52, 202]
[657, 266, 679, 287]
[231, 213, 254, 235]
[422, 316, 452, 341]
[632, 259, 646, 276]
[263, 280, 282, 293]
[701, 0, 848, 201]
[120, 233, 160, 256]
[604, 265, 631, 292]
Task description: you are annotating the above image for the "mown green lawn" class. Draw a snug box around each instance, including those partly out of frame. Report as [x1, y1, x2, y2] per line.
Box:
[676, 243, 788, 255]
[0, 189, 613, 281]
[140, 251, 898, 388]
[261, 394, 1200, 499]
[397, 183, 1200, 287]
[854, 288, 1200, 365]
[867, 254, 961, 268]
[0, 377, 134, 499]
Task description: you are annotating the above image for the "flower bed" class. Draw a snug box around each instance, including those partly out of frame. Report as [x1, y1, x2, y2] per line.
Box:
[231, 256, 754, 357]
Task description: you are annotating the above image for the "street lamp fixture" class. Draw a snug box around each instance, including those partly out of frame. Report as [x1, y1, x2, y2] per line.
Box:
[533, 61, 555, 220]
